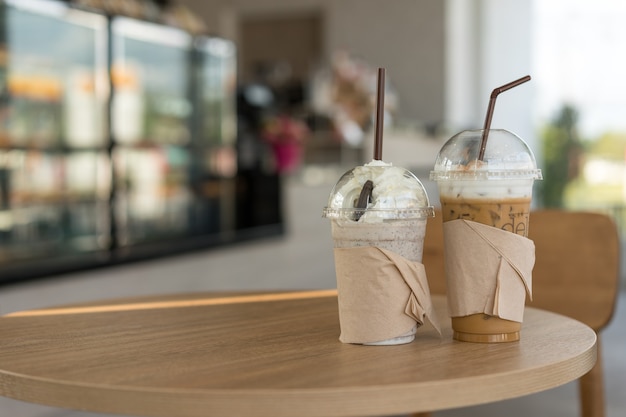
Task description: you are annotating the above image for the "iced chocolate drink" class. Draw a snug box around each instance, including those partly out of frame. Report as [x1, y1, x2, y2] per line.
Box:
[431, 129, 542, 343]
[323, 160, 434, 345]
[331, 218, 427, 262]
[325, 160, 433, 263]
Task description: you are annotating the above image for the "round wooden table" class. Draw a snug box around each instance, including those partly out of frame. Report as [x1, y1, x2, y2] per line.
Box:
[0, 290, 596, 417]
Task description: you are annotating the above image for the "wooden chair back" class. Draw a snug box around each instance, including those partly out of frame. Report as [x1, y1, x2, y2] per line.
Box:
[423, 212, 446, 295]
[527, 210, 620, 332]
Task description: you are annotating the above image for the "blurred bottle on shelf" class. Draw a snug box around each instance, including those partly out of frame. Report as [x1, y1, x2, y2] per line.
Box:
[0, 45, 10, 146]
[111, 62, 145, 145]
[65, 68, 107, 148]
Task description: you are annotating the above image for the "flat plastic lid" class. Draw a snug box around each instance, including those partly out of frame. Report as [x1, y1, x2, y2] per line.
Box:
[322, 161, 434, 220]
[430, 129, 542, 181]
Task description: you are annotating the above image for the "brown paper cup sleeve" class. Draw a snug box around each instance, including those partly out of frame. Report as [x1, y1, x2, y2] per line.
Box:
[334, 247, 441, 344]
[443, 219, 535, 323]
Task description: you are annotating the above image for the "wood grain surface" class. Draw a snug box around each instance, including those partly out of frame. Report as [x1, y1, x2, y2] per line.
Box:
[0, 290, 596, 417]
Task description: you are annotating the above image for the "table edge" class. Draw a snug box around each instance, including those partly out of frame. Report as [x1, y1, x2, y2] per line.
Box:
[0, 292, 598, 417]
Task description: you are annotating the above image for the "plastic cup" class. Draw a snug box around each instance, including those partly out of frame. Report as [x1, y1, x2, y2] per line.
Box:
[430, 129, 542, 343]
[323, 161, 434, 345]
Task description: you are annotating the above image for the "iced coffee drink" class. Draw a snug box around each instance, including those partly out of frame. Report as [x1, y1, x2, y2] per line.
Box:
[431, 129, 542, 342]
[439, 189, 533, 240]
[323, 160, 435, 345]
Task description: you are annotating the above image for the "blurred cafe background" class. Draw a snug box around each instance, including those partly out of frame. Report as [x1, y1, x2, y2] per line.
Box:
[0, 0, 625, 415]
[2, 0, 626, 285]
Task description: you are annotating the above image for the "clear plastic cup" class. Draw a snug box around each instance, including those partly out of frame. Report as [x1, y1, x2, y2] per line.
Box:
[430, 129, 542, 342]
[323, 161, 434, 345]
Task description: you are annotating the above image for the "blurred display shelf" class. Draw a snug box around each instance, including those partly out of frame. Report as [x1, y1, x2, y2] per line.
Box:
[0, 0, 283, 284]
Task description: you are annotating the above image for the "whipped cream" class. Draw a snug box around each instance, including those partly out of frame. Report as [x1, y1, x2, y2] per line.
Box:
[327, 160, 431, 222]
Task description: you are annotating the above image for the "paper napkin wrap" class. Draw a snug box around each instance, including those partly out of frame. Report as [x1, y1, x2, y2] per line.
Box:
[443, 219, 534, 323]
[333, 247, 441, 344]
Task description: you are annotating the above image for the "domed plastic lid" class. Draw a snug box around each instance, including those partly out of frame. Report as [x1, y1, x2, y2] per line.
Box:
[430, 129, 543, 181]
[322, 160, 434, 221]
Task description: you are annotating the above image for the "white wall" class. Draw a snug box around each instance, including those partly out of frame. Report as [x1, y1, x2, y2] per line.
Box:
[445, 0, 535, 152]
[181, 0, 446, 127]
[324, 0, 445, 125]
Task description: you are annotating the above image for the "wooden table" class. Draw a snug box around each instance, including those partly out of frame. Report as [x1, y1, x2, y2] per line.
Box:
[0, 290, 596, 417]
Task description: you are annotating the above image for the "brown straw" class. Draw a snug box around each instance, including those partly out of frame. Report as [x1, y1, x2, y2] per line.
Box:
[478, 75, 531, 161]
[373, 67, 385, 160]
[353, 68, 385, 220]
[353, 179, 373, 221]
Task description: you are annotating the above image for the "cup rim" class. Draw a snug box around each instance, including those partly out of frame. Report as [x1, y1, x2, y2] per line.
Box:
[322, 206, 435, 219]
[430, 169, 542, 181]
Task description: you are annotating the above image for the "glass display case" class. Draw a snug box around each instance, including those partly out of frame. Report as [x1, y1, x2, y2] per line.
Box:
[0, 0, 111, 277]
[110, 17, 194, 247]
[0, 0, 283, 283]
